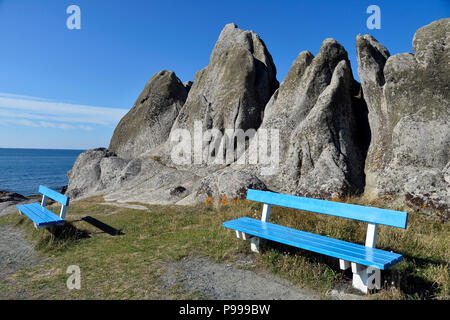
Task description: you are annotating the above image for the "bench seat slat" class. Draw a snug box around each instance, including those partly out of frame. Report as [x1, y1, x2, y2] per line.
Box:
[24, 203, 53, 221]
[224, 218, 398, 267]
[22, 204, 63, 226]
[18, 203, 62, 226]
[223, 217, 403, 270]
[236, 217, 398, 261]
[16, 203, 64, 227]
[27, 203, 64, 226]
[17, 203, 54, 225]
[17, 204, 46, 225]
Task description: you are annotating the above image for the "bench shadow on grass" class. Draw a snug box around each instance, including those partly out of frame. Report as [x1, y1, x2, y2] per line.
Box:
[46, 216, 124, 241]
[79, 216, 124, 236]
[47, 221, 90, 241]
[37, 217, 123, 251]
[386, 254, 445, 299]
[260, 240, 441, 299]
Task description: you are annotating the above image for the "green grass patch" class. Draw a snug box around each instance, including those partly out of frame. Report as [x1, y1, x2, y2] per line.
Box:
[0, 196, 448, 300]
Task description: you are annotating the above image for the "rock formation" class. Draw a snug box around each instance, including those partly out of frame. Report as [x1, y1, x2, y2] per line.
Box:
[171, 23, 278, 142]
[67, 23, 281, 205]
[178, 168, 267, 206]
[357, 18, 449, 217]
[67, 148, 119, 199]
[65, 19, 449, 218]
[66, 148, 197, 203]
[255, 39, 369, 198]
[109, 70, 188, 159]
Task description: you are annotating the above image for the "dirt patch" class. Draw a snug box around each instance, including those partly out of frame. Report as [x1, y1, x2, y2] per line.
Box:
[161, 256, 320, 299]
[0, 226, 43, 280]
[161, 256, 363, 300]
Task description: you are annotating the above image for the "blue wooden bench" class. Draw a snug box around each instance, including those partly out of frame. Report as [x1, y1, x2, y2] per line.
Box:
[222, 189, 408, 293]
[16, 185, 70, 229]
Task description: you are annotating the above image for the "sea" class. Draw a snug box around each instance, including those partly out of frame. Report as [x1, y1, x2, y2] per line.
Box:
[0, 148, 84, 196]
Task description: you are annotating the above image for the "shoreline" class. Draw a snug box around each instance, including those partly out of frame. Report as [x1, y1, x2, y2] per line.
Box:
[0, 185, 67, 217]
[0, 147, 86, 152]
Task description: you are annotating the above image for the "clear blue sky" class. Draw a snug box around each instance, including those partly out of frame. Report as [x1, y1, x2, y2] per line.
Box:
[0, 0, 448, 150]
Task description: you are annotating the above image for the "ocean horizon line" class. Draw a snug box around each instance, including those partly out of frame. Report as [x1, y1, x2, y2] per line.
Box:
[0, 147, 88, 151]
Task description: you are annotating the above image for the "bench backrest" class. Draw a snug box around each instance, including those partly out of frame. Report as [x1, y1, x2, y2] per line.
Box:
[39, 185, 70, 206]
[247, 189, 408, 229]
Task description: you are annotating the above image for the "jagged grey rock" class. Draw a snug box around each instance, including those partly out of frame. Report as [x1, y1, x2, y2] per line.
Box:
[67, 24, 280, 205]
[177, 167, 267, 206]
[152, 23, 281, 174]
[183, 81, 193, 93]
[171, 23, 278, 141]
[253, 39, 369, 198]
[65, 20, 448, 220]
[357, 18, 449, 217]
[109, 70, 188, 159]
[293, 60, 369, 198]
[0, 191, 27, 203]
[102, 157, 199, 205]
[66, 148, 199, 204]
[66, 148, 119, 199]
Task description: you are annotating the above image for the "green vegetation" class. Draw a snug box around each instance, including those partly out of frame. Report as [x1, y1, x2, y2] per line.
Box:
[0, 196, 448, 300]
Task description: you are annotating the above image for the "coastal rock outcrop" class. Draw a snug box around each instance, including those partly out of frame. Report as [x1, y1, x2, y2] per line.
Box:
[253, 39, 369, 198]
[109, 70, 188, 159]
[0, 191, 27, 203]
[178, 168, 267, 206]
[65, 19, 449, 219]
[357, 18, 449, 217]
[171, 23, 278, 143]
[66, 148, 120, 199]
[66, 149, 199, 204]
[67, 23, 279, 204]
[101, 157, 198, 205]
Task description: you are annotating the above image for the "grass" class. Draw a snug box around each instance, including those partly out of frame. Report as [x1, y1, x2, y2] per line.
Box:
[0, 195, 448, 300]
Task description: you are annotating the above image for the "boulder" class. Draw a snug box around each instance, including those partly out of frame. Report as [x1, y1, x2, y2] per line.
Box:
[178, 167, 267, 206]
[293, 60, 369, 198]
[356, 18, 449, 217]
[103, 157, 198, 205]
[109, 70, 188, 159]
[66, 148, 120, 199]
[0, 191, 27, 203]
[66, 23, 280, 206]
[170, 23, 279, 153]
[66, 148, 199, 205]
[253, 39, 369, 198]
[65, 19, 448, 220]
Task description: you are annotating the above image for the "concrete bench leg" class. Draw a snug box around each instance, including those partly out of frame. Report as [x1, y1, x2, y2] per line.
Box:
[250, 237, 261, 253]
[250, 203, 271, 253]
[351, 262, 381, 293]
[339, 259, 350, 270]
[235, 230, 253, 240]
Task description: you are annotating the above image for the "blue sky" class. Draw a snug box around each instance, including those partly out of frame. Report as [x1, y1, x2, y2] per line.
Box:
[0, 0, 448, 150]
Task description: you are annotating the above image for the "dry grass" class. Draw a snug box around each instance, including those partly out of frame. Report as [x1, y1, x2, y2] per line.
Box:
[0, 195, 448, 299]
